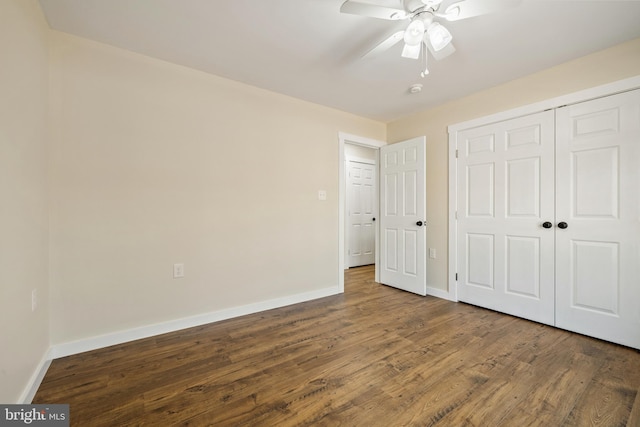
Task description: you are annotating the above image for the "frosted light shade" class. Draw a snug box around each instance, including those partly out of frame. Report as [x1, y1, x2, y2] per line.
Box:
[427, 22, 452, 51]
[404, 19, 425, 46]
[401, 43, 421, 59]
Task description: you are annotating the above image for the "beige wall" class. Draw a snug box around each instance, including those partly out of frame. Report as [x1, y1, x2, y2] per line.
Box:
[48, 32, 385, 344]
[387, 37, 640, 294]
[0, 0, 50, 403]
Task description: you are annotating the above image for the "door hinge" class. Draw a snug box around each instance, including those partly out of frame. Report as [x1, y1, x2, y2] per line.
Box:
[455, 149, 459, 158]
[455, 273, 458, 281]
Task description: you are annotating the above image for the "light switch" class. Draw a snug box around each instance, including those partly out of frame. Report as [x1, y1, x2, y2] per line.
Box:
[318, 190, 327, 201]
[173, 263, 184, 278]
[429, 248, 436, 259]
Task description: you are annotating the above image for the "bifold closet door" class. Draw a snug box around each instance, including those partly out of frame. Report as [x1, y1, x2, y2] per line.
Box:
[555, 89, 640, 349]
[456, 110, 556, 325]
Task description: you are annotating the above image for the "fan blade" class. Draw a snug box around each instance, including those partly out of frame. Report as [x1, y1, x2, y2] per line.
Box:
[340, 1, 408, 20]
[427, 40, 455, 60]
[441, 0, 521, 21]
[362, 30, 405, 58]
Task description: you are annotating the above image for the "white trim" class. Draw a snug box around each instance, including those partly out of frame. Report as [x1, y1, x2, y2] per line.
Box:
[338, 132, 386, 290]
[339, 132, 387, 150]
[447, 129, 459, 302]
[19, 349, 52, 403]
[449, 75, 640, 133]
[345, 155, 375, 166]
[447, 75, 640, 302]
[50, 285, 340, 359]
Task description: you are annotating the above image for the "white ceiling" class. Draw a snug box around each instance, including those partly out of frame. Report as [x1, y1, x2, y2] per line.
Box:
[38, 0, 640, 122]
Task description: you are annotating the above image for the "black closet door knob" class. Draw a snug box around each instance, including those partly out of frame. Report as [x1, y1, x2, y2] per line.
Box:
[557, 222, 568, 229]
[542, 222, 553, 229]
[416, 221, 423, 226]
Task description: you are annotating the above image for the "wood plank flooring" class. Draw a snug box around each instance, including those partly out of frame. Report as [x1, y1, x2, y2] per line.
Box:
[34, 265, 640, 426]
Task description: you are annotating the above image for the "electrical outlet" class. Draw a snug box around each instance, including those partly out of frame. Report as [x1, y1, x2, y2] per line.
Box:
[173, 263, 184, 278]
[318, 190, 327, 201]
[31, 289, 37, 312]
[429, 248, 436, 259]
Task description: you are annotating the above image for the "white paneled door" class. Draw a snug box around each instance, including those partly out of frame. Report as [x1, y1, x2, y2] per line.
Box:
[347, 160, 376, 267]
[555, 89, 640, 349]
[456, 111, 556, 325]
[455, 88, 640, 349]
[380, 137, 427, 296]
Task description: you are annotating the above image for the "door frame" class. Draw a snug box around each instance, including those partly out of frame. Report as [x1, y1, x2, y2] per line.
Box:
[448, 75, 640, 302]
[338, 132, 386, 292]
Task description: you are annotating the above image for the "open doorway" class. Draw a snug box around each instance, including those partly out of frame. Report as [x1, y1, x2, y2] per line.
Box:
[345, 146, 376, 268]
[338, 133, 386, 292]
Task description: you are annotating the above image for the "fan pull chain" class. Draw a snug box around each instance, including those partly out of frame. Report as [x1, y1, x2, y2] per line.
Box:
[421, 42, 429, 78]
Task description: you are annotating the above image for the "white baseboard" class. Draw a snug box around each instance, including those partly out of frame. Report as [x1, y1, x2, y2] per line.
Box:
[426, 286, 456, 302]
[50, 285, 341, 360]
[20, 348, 52, 404]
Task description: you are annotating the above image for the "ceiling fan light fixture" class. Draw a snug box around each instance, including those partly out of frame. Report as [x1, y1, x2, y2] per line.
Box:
[421, 0, 443, 7]
[401, 43, 421, 59]
[404, 19, 425, 46]
[427, 22, 452, 51]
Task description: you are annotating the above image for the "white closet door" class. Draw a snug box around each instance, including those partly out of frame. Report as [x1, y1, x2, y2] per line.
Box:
[457, 111, 556, 324]
[555, 89, 640, 349]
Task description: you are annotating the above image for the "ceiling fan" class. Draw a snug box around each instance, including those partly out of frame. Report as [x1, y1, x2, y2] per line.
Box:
[340, 0, 521, 76]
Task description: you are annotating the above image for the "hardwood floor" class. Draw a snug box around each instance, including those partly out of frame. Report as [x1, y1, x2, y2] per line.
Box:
[34, 265, 640, 426]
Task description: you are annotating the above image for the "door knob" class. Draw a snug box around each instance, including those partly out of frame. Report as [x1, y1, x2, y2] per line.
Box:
[557, 222, 568, 229]
[416, 221, 426, 227]
[542, 221, 553, 229]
